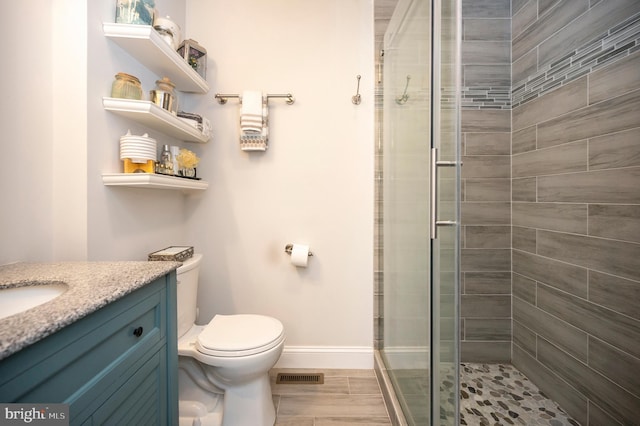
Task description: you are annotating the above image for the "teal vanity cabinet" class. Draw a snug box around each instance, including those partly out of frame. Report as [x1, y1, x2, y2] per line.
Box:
[0, 272, 178, 425]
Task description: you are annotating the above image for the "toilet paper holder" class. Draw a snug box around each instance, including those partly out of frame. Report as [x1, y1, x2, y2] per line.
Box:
[285, 244, 313, 256]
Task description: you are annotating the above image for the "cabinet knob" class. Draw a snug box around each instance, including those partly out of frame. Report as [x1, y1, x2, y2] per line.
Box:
[133, 326, 144, 337]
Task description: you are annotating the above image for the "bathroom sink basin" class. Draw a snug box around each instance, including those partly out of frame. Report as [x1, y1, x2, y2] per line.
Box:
[0, 282, 68, 320]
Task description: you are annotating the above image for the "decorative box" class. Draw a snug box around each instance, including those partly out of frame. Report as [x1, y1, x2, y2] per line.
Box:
[177, 39, 207, 79]
[148, 246, 194, 262]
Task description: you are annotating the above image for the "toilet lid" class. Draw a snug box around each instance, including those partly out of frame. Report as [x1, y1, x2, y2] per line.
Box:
[196, 314, 285, 357]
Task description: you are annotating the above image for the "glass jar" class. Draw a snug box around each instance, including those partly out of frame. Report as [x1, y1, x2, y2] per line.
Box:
[111, 73, 143, 100]
[150, 77, 178, 114]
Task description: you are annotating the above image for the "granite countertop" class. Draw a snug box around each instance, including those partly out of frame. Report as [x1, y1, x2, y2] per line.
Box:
[0, 261, 181, 361]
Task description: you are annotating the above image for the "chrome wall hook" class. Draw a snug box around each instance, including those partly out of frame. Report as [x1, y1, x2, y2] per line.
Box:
[396, 75, 411, 105]
[352, 75, 361, 105]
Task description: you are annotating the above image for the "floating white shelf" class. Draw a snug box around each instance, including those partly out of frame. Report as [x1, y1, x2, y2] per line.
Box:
[103, 23, 209, 94]
[103, 97, 209, 143]
[102, 173, 209, 192]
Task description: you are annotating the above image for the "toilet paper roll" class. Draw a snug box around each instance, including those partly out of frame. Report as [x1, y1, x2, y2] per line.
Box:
[290, 244, 310, 268]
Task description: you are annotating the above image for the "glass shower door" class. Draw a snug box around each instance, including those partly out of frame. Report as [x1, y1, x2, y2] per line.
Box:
[381, 0, 460, 424]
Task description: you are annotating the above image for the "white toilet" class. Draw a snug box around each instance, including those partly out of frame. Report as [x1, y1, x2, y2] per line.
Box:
[176, 254, 285, 426]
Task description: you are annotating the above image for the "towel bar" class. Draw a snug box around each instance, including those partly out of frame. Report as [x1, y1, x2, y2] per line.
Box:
[215, 93, 295, 105]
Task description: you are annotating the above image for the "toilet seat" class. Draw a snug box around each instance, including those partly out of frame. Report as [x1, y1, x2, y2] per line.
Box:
[196, 314, 285, 357]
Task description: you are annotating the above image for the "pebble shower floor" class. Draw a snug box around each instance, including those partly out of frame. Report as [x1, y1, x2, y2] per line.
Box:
[459, 363, 581, 426]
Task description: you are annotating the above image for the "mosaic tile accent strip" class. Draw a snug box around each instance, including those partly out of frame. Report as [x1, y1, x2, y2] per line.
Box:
[460, 363, 581, 426]
[441, 86, 511, 110]
[459, 86, 512, 109]
[512, 11, 640, 108]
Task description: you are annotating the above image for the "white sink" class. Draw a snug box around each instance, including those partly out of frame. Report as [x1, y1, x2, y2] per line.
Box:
[0, 282, 68, 320]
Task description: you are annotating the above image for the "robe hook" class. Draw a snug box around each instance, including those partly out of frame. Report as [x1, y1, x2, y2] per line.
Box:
[396, 75, 411, 105]
[352, 75, 362, 105]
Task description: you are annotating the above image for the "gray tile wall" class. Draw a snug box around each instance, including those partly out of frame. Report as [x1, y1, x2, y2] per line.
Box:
[460, 0, 512, 362]
[461, 0, 512, 109]
[510, 1, 640, 423]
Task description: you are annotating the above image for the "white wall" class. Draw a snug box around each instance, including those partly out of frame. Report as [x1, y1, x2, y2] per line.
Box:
[52, 0, 88, 261]
[185, 0, 375, 367]
[0, 2, 55, 262]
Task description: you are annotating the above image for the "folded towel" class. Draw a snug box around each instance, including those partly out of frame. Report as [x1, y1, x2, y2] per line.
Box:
[240, 114, 262, 127]
[240, 91, 264, 133]
[239, 94, 269, 151]
[240, 133, 268, 151]
[241, 113, 262, 121]
[241, 91, 262, 117]
[177, 111, 203, 123]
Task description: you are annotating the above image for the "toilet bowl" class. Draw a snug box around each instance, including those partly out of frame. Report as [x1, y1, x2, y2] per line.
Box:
[176, 254, 285, 426]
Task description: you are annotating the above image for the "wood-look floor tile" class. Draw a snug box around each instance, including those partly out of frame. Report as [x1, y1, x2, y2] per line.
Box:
[275, 417, 314, 426]
[322, 369, 376, 378]
[315, 417, 392, 425]
[348, 377, 383, 395]
[277, 394, 389, 417]
[271, 369, 391, 424]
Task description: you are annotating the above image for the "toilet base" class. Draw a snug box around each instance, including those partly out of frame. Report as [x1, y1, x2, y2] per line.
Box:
[220, 374, 275, 426]
[178, 360, 224, 426]
[179, 400, 223, 426]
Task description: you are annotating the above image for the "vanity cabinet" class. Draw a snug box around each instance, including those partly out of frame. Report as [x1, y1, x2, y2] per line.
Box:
[0, 273, 178, 425]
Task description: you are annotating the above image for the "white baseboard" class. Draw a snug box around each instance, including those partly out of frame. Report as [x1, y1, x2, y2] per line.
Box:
[274, 346, 374, 369]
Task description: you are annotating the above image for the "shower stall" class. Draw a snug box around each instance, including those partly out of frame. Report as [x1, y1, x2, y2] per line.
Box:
[377, 0, 640, 424]
[379, 0, 461, 424]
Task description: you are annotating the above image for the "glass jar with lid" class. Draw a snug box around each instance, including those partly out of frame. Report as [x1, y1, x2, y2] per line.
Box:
[111, 72, 143, 100]
[150, 77, 178, 114]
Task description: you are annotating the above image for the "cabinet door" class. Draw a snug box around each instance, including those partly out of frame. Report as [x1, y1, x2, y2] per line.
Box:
[90, 350, 167, 426]
[66, 289, 165, 415]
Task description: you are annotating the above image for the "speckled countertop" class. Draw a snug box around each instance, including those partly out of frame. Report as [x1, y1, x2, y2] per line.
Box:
[0, 261, 181, 361]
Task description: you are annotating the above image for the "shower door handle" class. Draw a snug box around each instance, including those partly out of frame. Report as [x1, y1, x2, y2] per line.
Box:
[430, 148, 457, 240]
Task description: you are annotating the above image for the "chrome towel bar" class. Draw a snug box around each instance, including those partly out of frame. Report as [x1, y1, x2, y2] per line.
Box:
[215, 93, 295, 105]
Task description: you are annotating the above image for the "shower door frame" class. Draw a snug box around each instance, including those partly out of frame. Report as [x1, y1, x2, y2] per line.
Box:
[380, 0, 461, 424]
[429, 0, 461, 423]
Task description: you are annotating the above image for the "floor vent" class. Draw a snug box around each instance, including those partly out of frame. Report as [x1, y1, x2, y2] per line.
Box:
[276, 373, 325, 385]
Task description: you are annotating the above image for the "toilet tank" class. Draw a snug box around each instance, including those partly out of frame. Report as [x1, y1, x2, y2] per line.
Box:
[176, 253, 202, 338]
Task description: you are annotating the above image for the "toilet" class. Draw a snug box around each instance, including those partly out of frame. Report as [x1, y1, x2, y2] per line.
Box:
[175, 254, 285, 426]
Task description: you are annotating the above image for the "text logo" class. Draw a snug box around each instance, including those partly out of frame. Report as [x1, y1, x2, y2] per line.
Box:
[0, 404, 68, 425]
